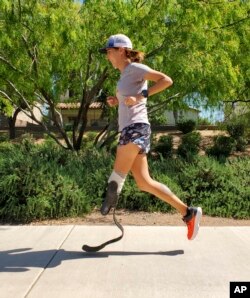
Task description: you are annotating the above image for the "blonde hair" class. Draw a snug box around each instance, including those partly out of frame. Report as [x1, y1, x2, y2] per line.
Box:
[125, 49, 145, 63]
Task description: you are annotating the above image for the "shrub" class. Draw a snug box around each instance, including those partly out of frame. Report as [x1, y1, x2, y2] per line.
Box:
[177, 119, 197, 134]
[153, 135, 173, 158]
[235, 136, 248, 152]
[177, 131, 201, 160]
[0, 138, 249, 221]
[197, 118, 212, 125]
[226, 122, 248, 152]
[64, 123, 73, 132]
[0, 141, 91, 222]
[0, 133, 9, 142]
[206, 135, 236, 158]
[178, 157, 250, 219]
[227, 123, 245, 139]
[64, 147, 113, 207]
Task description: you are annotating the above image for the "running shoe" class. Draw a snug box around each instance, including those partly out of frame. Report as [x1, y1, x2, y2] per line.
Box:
[183, 207, 202, 240]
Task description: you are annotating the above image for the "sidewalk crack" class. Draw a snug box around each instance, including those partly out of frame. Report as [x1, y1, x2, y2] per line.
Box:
[24, 225, 75, 298]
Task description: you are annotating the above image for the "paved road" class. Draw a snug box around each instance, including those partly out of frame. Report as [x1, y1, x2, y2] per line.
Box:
[0, 226, 249, 298]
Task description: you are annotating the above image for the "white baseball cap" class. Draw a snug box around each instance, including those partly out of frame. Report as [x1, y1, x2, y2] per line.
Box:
[99, 34, 132, 53]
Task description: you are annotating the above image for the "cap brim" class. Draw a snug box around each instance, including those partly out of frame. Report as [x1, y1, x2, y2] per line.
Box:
[99, 48, 107, 53]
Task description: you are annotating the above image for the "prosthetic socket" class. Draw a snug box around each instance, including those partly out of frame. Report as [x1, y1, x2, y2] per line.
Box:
[101, 171, 126, 215]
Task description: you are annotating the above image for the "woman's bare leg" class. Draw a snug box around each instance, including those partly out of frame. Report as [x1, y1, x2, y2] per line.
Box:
[113, 142, 141, 174]
[131, 154, 187, 216]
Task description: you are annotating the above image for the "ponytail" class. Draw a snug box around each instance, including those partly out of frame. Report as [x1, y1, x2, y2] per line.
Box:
[125, 49, 145, 63]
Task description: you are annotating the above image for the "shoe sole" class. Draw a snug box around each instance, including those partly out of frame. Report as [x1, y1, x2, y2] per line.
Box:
[190, 207, 202, 240]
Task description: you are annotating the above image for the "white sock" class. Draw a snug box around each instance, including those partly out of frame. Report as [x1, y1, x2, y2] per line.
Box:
[108, 171, 126, 193]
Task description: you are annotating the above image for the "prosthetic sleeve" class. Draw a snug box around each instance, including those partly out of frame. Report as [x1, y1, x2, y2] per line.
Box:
[108, 170, 126, 193]
[101, 170, 127, 215]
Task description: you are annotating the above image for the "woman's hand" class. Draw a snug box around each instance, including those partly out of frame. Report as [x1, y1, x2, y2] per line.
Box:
[107, 96, 118, 107]
[124, 96, 138, 106]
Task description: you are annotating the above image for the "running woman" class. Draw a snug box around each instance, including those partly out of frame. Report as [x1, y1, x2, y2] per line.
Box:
[99, 34, 202, 240]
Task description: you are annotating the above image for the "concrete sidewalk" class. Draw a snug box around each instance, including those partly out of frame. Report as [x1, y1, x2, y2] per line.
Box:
[0, 226, 249, 298]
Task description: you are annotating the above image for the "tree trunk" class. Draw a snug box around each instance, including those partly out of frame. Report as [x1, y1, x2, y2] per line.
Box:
[173, 109, 178, 125]
[8, 108, 21, 139]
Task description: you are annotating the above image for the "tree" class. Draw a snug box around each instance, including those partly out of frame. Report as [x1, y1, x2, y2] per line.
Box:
[1, 0, 249, 149]
[0, 0, 109, 149]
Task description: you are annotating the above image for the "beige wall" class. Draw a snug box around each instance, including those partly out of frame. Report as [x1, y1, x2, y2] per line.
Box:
[17, 104, 43, 124]
[164, 109, 199, 125]
[60, 108, 199, 127]
[60, 108, 104, 126]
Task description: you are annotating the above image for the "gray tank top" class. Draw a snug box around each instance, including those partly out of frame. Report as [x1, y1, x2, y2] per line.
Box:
[116, 63, 150, 131]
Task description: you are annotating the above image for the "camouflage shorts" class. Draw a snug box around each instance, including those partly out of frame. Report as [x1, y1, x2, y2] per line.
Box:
[118, 123, 151, 154]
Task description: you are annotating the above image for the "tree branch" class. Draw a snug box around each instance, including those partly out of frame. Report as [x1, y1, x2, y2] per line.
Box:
[224, 99, 250, 104]
[148, 93, 183, 115]
[0, 55, 23, 74]
[136, 0, 147, 9]
[21, 35, 39, 77]
[211, 16, 250, 30]
[0, 89, 70, 149]
[39, 89, 74, 149]
[5, 79, 33, 113]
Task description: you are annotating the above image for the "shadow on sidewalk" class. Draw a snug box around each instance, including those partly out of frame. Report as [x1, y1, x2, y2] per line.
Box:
[0, 248, 184, 272]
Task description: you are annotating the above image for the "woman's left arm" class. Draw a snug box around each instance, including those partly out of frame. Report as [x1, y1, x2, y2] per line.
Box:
[144, 69, 173, 97]
[124, 69, 173, 106]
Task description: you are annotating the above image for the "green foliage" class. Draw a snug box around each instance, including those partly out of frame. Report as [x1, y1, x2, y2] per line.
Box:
[226, 122, 248, 152]
[177, 119, 197, 134]
[227, 123, 246, 139]
[178, 157, 250, 219]
[235, 136, 248, 152]
[0, 96, 13, 117]
[153, 135, 173, 158]
[0, 133, 9, 142]
[0, 138, 91, 222]
[206, 135, 236, 158]
[197, 117, 213, 126]
[0, 139, 249, 221]
[177, 131, 201, 160]
[1, 0, 249, 149]
[63, 147, 113, 207]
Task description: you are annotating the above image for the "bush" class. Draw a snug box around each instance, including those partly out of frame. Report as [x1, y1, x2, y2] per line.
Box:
[0, 133, 9, 142]
[177, 131, 201, 160]
[227, 123, 246, 139]
[153, 135, 173, 158]
[0, 139, 91, 222]
[177, 119, 197, 134]
[226, 122, 248, 152]
[0, 137, 249, 221]
[178, 157, 250, 219]
[206, 135, 236, 158]
[64, 123, 73, 132]
[197, 118, 212, 125]
[235, 136, 248, 152]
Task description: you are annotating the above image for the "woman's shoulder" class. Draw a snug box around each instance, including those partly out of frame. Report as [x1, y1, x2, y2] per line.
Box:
[130, 62, 151, 72]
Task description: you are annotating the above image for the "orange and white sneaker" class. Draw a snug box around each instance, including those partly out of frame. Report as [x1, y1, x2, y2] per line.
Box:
[183, 207, 202, 240]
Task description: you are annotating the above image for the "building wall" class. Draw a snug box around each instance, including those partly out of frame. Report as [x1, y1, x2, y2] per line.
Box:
[164, 109, 199, 125]
[60, 108, 105, 126]
[16, 104, 43, 124]
[61, 108, 199, 126]
[0, 104, 43, 127]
